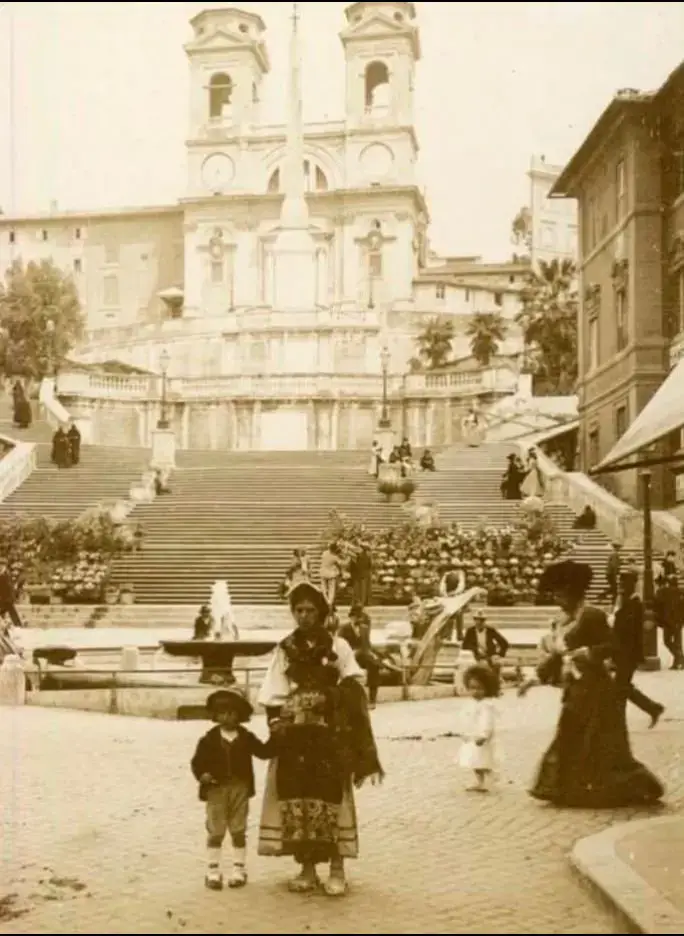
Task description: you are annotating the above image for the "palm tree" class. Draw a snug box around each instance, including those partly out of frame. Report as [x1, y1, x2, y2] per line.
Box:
[415, 316, 455, 370]
[515, 258, 578, 394]
[466, 311, 508, 366]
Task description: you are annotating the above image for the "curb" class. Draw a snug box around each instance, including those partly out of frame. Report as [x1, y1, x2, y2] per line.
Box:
[571, 816, 684, 935]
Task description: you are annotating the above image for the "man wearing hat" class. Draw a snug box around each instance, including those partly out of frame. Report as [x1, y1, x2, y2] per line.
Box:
[461, 610, 509, 695]
[190, 688, 274, 891]
[612, 568, 664, 728]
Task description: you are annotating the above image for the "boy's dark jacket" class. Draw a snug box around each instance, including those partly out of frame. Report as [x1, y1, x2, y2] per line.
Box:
[190, 725, 275, 801]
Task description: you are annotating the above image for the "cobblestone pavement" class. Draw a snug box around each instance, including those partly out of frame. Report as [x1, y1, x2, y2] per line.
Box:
[1, 671, 683, 935]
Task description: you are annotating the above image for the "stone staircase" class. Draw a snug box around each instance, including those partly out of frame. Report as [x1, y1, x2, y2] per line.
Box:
[109, 450, 403, 604]
[0, 395, 149, 520]
[420, 442, 650, 603]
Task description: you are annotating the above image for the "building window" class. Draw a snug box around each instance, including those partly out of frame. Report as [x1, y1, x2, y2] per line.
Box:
[104, 242, 119, 265]
[103, 274, 119, 307]
[616, 290, 628, 351]
[588, 316, 599, 372]
[464, 289, 470, 302]
[211, 260, 223, 284]
[41, 229, 48, 241]
[8, 231, 15, 244]
[615, 404, 627, 440]
[616, 159, 626, 221]
[73, 258, 82, 274]
[435, 283, 445, 300]
[588, 428, 600, 467]
[494, 292, 503, 307]
[74, 227, 81, 240]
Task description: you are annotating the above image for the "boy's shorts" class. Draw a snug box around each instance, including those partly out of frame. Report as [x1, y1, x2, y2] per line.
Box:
[205, 782, 250, 839]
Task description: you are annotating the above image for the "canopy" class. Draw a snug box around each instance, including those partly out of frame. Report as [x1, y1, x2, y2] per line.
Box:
[596, 359, 684, 470]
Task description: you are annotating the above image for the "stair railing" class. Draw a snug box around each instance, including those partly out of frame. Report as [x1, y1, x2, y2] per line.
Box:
[0, 438, 37, 503]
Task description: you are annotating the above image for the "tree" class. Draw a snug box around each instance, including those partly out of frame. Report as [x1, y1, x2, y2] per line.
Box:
[466, 311, 508, 367]
[415, 316, 455, 370]
[511, 206, 532, 251]
[0, 259, 84, 379]
[515, 258, 578, 394]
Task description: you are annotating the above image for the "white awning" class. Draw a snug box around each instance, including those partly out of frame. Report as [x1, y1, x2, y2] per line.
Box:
[596, 359, 684, 470]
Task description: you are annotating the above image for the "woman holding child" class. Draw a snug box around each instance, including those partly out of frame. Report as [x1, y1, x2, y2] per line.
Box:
[257, 581, 384, 896]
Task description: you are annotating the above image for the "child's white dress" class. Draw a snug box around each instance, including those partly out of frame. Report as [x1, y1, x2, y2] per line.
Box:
[458, 698, 496, 770]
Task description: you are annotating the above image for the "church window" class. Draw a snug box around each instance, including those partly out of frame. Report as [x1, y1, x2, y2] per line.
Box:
[74, 227, 81, 239]
[267, 163, 329, 193]
[252, 82, 259, 103]
[8, 231, 15, 244]
[73, 258, 82, 274]
[436, 283, 446, 300]
[104, 242, 119, 264]
[41, 229, 48, 241]
[103, 274, 119, 307]
[365, 61, 390, 110]
[211, 259, 223, 284]
[209, 73, 233, 119]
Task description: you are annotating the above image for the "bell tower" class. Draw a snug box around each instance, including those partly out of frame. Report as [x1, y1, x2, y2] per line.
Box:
[341, 2, 419, 128]
[185, 7, 270, 196]
[340, 2, 420, 187]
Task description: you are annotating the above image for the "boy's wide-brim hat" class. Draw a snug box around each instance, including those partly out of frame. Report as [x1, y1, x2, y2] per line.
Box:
[539, 559, 593, 595]
[206, 687, 253, 719]
[287, 581, 330, 619]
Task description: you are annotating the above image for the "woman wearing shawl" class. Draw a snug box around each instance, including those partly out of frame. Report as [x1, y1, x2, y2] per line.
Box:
[528, 559, 664, 808]
[257, 582, 383, 897]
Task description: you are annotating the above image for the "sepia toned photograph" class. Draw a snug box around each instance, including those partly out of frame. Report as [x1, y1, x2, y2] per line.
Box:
[0, 2, 683, 932]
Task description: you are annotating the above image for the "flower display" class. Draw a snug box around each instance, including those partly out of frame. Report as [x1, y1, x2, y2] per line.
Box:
[0, 508, 129, 604]
[324, 510, 569, 607]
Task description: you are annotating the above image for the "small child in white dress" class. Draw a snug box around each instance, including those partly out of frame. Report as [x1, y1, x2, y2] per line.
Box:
[457, 664, 497, 792]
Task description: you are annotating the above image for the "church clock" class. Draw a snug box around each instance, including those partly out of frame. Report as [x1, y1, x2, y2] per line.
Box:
[201, 153, 235, 193]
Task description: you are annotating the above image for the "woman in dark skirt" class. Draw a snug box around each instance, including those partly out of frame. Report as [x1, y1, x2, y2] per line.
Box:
[257, 582, 383, 896]
[528, 559, 664, 809]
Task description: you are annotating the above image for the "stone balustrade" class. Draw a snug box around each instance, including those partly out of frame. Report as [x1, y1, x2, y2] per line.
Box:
[57, 366, 518, 403]
[520, 444, 683, 555]
[0, 438, 37, 503]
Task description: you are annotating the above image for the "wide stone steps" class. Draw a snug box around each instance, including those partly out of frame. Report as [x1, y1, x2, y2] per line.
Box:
[18, 602, 560, 633]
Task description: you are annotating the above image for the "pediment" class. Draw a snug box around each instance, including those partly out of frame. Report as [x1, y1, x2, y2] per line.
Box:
[185, 27, 259, 53]
[340, 14, 420, 57]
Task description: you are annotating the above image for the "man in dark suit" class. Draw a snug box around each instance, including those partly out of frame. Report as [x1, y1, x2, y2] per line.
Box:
[612, 568, 664, 728]
[461, 610, 509, 695]
[349, 545, 373, 608]
[654, 575, 684, 670]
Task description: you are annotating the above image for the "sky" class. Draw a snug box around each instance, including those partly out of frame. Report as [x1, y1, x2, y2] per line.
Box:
[0, 1, 682, 261]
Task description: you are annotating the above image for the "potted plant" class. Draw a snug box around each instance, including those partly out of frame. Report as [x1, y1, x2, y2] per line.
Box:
[399, 478, 416, 502]
[377, 479, 398, 502]
[120, 583, 136, 605]
[104, 583, 121, 605]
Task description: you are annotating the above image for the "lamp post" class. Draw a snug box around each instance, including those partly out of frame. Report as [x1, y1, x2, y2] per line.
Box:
[639, 469, 661, 670]
[157, 348, 170, 429]
[379, 344, 391, 429]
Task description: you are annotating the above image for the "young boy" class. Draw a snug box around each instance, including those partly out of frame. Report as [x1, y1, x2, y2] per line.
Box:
[191, 688, 274, 890]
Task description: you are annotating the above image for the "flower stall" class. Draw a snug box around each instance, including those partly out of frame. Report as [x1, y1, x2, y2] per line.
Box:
[0, 508, 129, 604]
[323, 510, 569, 607]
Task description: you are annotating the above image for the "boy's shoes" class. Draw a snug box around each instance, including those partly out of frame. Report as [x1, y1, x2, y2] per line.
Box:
[205, 867, 224, 891]
[228, 865, 247, 889]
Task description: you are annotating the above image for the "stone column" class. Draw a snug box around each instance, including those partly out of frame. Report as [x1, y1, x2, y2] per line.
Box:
[251, 400, 261, 450]
[331, 401, 339, 451]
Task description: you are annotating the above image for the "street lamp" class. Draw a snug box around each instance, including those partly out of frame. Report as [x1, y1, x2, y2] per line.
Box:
[157, 348, 170, 429]
[639, 469, 660, 669]
[379, 344, 391, 429]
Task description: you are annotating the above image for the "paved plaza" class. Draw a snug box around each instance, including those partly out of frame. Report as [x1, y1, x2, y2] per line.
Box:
[1, 672, 683, 935]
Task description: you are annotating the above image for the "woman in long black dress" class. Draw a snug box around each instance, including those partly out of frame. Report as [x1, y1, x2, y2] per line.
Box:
[529, 559, 664, 809]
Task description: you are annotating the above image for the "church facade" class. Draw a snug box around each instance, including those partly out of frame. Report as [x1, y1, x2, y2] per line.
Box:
[0, 2, 524, 451]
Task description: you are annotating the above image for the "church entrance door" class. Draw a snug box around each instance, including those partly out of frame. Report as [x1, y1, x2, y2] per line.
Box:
[260, 408, 308, 451]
